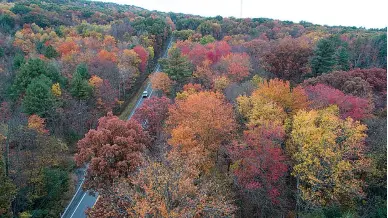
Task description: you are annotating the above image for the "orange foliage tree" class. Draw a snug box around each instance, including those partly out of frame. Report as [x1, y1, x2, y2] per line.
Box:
[166, 91, 236, 161]
[149, 72, 173, 94]
[97, 49, 118, 63]
[89, 150, 236, 217]
[28, 114, 49, 134]
[127, 151, 236, 217]
[57, 40, 80, 57]
[193, 60, 214, 87]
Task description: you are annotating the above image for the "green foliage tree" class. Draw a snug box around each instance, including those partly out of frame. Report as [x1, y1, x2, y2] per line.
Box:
[200, 35, 215, 45]
[361, 117, 387, 217]
[22, 75, 55, 117]
[11, 59, 47, 99]
[22, 13, 50, 28]
[132, 17, 168, 35]
[10, 3, 31, 15]
[172, 29, 195, 40]
[310, 38, 336, 76]
[36, 168, 69, 216]
[335, 46, 350, 71]
[13, 53, 25, 70]
[0, 14, 15, 33]
[46, 63, 66, 86]
[159, 47, 192, 82]
[10, 59, 63, 100]
[70, 71, 92, 100]
[44, 45, 59, 59]
[75, 63, 90, 80]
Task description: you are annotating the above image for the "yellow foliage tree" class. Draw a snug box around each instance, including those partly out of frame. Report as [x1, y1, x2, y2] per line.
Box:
[288, 105, 370, 207]
[51, 83, 62, 97]
[213, 76, 230, 92]
[147, 46, 154, 59]
[251, 75, 265, 86]
[237, 95, 287, 127]
[253, 78, 309, 114]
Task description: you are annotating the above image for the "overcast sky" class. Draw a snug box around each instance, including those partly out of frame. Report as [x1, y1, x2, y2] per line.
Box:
[100, 0, 387, 29]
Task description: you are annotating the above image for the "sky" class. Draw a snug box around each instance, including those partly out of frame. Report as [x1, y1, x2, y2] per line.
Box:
[100, 0, 387, 29]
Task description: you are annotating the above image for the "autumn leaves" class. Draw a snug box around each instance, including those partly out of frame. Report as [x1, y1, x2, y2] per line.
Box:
[73, 51, 377, 217]
[76, 89, 239, 216]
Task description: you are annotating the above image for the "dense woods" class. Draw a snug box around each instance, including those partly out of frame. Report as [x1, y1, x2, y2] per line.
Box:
[0, 0, 386, 217]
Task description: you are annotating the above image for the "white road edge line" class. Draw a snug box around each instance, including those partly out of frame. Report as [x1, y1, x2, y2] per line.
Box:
[149, 87, 154, 97]
[69, 192, 87, 218]
[61, 178, 85, 217]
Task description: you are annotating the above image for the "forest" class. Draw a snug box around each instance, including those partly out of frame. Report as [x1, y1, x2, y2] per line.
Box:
[0, 0, 386, 217]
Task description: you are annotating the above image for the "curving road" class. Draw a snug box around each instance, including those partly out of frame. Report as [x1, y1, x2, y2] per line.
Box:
[61, 37, 173, 218]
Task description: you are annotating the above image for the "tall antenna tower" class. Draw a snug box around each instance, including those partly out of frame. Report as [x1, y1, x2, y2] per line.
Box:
[240, 0, 243, 18]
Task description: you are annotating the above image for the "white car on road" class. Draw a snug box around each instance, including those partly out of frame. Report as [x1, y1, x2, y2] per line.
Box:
[142, 90, 149, 98]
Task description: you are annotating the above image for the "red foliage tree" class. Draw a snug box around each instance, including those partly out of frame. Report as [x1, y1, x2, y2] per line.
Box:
[132, 96, 170, 139]
[262, 37, 312, 83]
[188, 43, 208, 66]
[243, 39, 271, 70]
[304, 84, 373, 120]
[133, 45, 149, 73]
[74, 112, 150, 189]
[228, 123, 288, 209]
[303, 68, 386, 96]
[218, 53, 251, 82]
[175, 40, 192, 55]
[303, 68, 387, 109]
[206, 41, 231, 63]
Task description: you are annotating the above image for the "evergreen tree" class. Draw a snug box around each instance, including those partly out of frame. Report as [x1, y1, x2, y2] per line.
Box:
[10, 59, 63, 100]
[75, 63, 90, 80]
[44, 45, 59, 59]
[13, 53, 25, 70]
[159, 47, 192, 82]
[46, 63, 66, 86]
[11, 58, 47, 99]
[70, 71, 92, 100]
[310, 38, 336, 76]
[336, 46, 350, 71]
[22, 75, 55, 117]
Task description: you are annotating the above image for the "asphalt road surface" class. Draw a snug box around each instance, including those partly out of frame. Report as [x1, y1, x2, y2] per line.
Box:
[61, 37, 173, 218]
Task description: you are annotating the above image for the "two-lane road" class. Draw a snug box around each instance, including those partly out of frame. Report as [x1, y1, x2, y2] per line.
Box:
[61, 37, 173, 218]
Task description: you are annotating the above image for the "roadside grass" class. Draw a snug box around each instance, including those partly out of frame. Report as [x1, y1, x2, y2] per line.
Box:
[119, 78, 150, 120]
